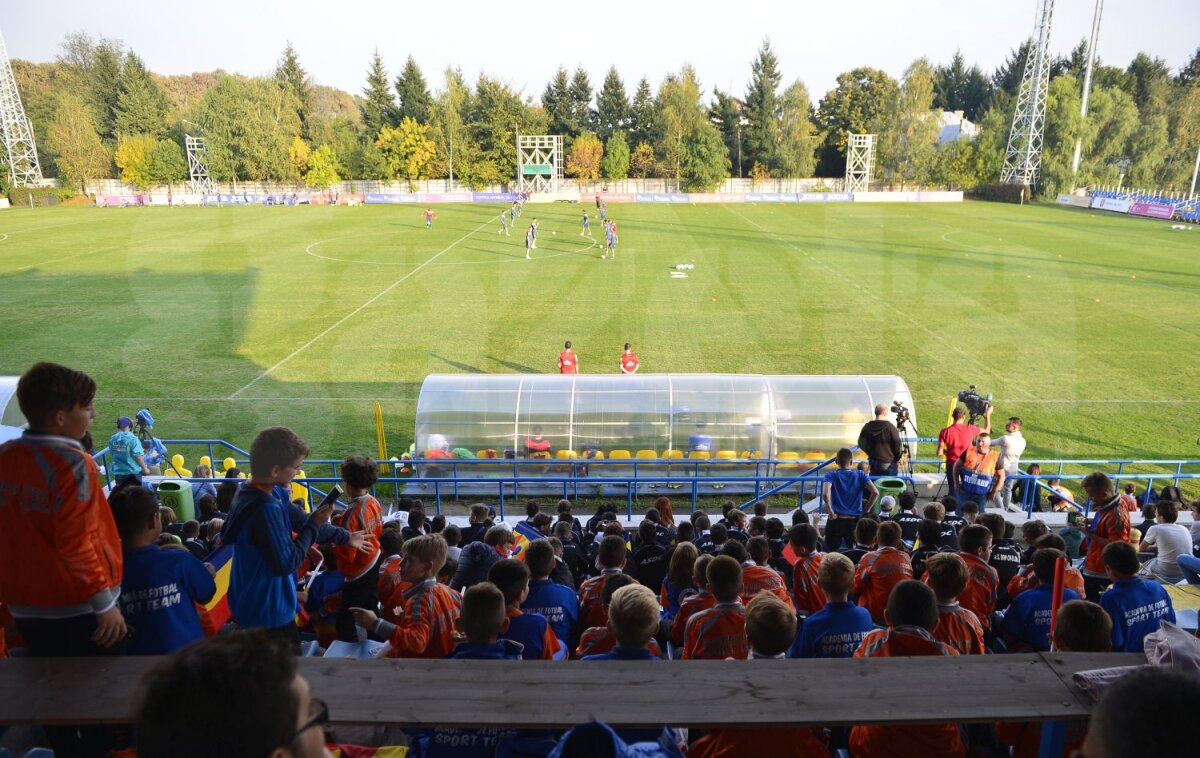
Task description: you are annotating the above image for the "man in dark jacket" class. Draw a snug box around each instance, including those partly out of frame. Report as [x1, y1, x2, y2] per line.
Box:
[857, 404, 902, 476]
[450, 526, 516, 591]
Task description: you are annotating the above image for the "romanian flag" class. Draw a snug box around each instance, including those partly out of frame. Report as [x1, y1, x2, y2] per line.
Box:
[511, 521, 541, 560]
[328, 745, 408, 757]
[203, 545, 235, 629]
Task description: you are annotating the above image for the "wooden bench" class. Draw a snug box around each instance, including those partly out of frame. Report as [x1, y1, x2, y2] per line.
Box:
[0, 652, 1140, 730]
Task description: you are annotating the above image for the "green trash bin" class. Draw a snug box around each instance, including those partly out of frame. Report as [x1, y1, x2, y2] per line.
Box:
[157, 479, 195, 522]
[872, 477, 908, 516]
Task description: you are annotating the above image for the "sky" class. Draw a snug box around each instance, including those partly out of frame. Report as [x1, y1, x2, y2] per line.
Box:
[2, 1, 1197, 105]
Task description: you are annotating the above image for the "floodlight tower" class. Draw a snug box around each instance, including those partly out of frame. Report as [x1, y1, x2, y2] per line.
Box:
[1001, 0, 1056, 188]
[0, 24, 45, 188]
[1071, 0, 1104, 176]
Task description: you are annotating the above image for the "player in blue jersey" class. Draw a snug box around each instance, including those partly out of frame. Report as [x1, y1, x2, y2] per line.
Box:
[580, 210, 591, 237]
[525, 225, 534, 260]
[498, 210, 509, 236]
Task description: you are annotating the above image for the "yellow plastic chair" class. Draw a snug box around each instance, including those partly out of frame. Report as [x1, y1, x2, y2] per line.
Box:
[776, 451, 801, 473]
[609, 450, 632, 460]
[556, 450, 579, 459]
[799, 451, 828, 472]
[199, 455, 213, 471]
[662, 450, 684, 460]
[218, 456, 245, 478]
[636, 450, 658, 460]
[715, 450, 737, 461]
[164, 454, 191, 477]
[588, 451, 605, 460]
[688, 451, 711, 460]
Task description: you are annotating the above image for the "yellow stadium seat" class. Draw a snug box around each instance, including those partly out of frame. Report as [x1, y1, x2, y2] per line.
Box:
[799, 451, 828, 472]
[556, 450, 578, 459]
[662, 450, 684, 460]
[218, 456, 245, 477]
[776, 451, 801, 472]
[198, 455, 213, 471]
[636, 450, 658, 460]
[290, 470, 312, 510]
[164, 454, 191, 477]
[688, 451, 711, 460]
[588, 451, 605, 460]
[609, 450, 632, 460]
[715, 450, 737, 461]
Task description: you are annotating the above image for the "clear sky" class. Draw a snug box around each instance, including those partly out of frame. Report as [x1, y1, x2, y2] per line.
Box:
[2, 1, 1196, 105]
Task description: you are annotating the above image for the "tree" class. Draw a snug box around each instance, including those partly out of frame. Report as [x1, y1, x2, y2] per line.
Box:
[542, 67, 573, 135]
[744, 38, 783, 172]
[630, 141, 657, 180]
[877, 59, 940, 188]
[1029, 74, 1085, 195]
[427, 67, 471, 180]
[596, 67, 629, 141]
[46, 94, 111, 193]
[629, 76, 657, 148]
[710, 89, 744, 177]
[275, 42, 312, 140]
[601, 131, 630, 180]
[361, 50, 398, 137]
[1177, 47, 1200, 87]
[657, 66, 709, 182]
[289, 135, 311, 176]
[681, 122, 730, 190]
[566, 132, 603, 180]
[56, 34, 125, 143]
[464, 75, 547, 185]
[114, 52, 170, 139]
[147, 139, 187, 185]
[395, 56, 432, 124]
[991, 40, 1033, 99]
[933, 51, 992, 121]
[778, 80, 816, 178]
[1126, 53, 1172, 114]
[568, 67, 595, 135]
[376, 117, 438, 180]
[814, 67, 899, 176]
[114, 133, 157, 188]
[304, 144, 341, 188]
[931, 137, 981, 190]
[190, 75, 300, 182]
[1163, 84, 1200, 187]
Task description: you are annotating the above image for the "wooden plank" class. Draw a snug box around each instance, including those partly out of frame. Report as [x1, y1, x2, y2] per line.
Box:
[1037, 651, 1145, 709]
[0, 653, 1145, 728]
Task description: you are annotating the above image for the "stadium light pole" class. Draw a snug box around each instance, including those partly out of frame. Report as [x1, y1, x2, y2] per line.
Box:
[1070, 0, 1103, 178]
[1190, 144, 1199, 201]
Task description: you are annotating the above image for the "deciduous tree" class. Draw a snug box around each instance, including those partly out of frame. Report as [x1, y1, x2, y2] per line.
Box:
[376, 118, 437, 180]
[601, 131, 630, 180]
[46, 94, 111, 193]
[778, 80, 816, 178]
[304, 144, 341, 188]
[567, 132, 603, 180]
[814, 67, 899, 176]
[114, 133, 156, 188]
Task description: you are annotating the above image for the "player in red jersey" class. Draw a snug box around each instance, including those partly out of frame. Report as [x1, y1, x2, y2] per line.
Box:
[619, 343, 640, 374]
[423, 208, 436, 229]
[557, 340, 579, 374]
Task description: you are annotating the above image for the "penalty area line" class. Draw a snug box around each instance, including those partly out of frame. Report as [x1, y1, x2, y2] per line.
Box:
[227, 216, 495, 399]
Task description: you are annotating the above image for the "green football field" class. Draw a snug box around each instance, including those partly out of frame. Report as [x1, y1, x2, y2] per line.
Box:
[1, 200, 1197, 465]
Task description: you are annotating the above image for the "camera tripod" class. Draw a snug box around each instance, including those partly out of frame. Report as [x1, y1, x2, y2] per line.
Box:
[895, 413, 918, 496]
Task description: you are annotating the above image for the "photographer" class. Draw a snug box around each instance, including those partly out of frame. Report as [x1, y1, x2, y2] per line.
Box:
[990, 417, 1026, 513]
[936, 405, 991, 499]
[857, 404, 902, 476]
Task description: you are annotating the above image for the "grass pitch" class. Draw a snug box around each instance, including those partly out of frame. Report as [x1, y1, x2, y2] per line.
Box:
[1, 200, 1197, 466]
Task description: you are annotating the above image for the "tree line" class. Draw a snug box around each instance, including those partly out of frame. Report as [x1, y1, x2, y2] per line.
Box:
[9, 34, 1200, 195]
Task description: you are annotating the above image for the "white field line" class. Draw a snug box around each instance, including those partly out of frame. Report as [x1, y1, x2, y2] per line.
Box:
[227, 216, 495, 399]
[723, 205, 1036, 400]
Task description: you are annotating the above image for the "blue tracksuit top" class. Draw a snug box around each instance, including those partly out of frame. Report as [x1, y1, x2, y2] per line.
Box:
[1100, 577, 1176, 653]
[790, 601, 875, 658]
[522, 578, 580, 647]
[1002, 583, 1080, 652]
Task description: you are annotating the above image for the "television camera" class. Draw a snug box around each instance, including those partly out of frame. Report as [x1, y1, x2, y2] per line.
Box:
[957, 386, 993, 425]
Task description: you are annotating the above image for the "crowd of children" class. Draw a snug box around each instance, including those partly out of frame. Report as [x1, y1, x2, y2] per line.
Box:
[0, 361, 1194, 757]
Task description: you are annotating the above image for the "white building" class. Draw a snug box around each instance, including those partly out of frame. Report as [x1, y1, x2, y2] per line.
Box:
[936, 110, 978, 143]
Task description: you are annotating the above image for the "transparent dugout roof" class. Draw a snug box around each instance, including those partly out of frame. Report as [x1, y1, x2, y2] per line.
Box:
[415, 374, 916, 461]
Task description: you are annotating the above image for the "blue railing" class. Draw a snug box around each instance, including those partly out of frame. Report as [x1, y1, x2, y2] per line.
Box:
[102, 438, 1199, 522]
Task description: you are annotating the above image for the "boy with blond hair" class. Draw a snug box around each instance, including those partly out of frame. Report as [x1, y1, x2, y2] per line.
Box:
[577, 574, 663, 659]
[351, 534, 462, 658]
[925, 552, 985, 655]
[580, 584, 661, 660]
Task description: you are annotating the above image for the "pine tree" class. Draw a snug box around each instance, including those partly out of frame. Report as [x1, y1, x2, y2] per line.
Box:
[361, 50, 398, 138]
[934, 51, 992, 122]
[629, 77, 657, 148]
[395, 56, 432, 124]
[90, 41, 124, 143]
[744, 39, 783, 172]
[568, 67, 595, 135]
[114, 52, 170, 139]
[992, 40, 1033, 99]
[541, 67, 572, 135]
[596, 67, 629, 142]
[709, 89, 743, 177]
[1177, 47, 1200, 87]
[275, 42, 312, 140]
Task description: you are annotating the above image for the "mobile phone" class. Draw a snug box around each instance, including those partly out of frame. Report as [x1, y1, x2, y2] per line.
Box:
[319, 486, 342, 508]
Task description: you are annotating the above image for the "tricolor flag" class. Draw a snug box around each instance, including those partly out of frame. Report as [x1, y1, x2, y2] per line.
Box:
[202, 545, 235, 628]
[511, 520, 541, 560]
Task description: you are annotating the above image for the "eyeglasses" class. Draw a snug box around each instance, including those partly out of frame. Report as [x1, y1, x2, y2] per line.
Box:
[292, 698, 329, 742]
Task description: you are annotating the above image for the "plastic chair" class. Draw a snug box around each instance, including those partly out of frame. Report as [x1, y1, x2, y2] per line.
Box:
[199, 455, 213, 470]
[776, 451, 801, 473]
[662, 449, 684, 460]
[290, 470, 312, 510]
[688, 451, 711, 460]
[799, 451, 827, 472]
[609, 450, 632, 460]
[555, 449, 578, 459]
[636, 449, 658, 459]
[715, 450, 737, 461]
[164, 454, 191, 477]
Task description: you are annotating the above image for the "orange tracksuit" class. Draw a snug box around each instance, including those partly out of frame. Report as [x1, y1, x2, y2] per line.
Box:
[332, 495, 383, 581]
[850, 626, 964, 758]
[1083, 497, 1131, 576]
[956, 552, 999, 631]
[854, 547, 913, 623]
[932, 602, 985, 655]
[578, 568, 623, 628]
[377, 555, 408, 624]
[376, 578, 461, 658]
[683, 601, 748, 660]
[1007, 567, 1085, 600]
[671, 591, 715, 648]
[0, 434, 122, 619]
[791, 553, 827, 615]
[741, 563, 793, 607]
[576, 626, 663, 659]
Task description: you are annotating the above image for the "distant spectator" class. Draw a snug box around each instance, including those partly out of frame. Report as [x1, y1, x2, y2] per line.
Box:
[858, 404, 902, 476]
[134, 630, 329, 758]
[1135, 503, 1158, 541]
[442, 525, 462, 561]
[191, 464, 219, 502]
[670, 556, 715, 649]
[911, 518, 952, 578]
[181, 520, 208, 560]
[1011, 462, 1044, 511]
[955, 524, 1000, 634]
[682, 556, 747, 660]
[936, 404, 991, 499]
[1019, 519, 1049, 564]
[854, 521, 913, 624]
[822, 448, 879, 552]
[926, 552, 985, 655]
[1081, 472, 1132, 602]
[459, 503, 494, 546]
[108, 415, 150, 488]
[990, 417, 1026, 512]
[489, 558, 562, 660]
[196, 493, 220, 524]
[1058, 511, 1085, 560]
[839, 517, 878, 566]
[1138, 499, 1190, 582]
[1001, 548, 1078, 652]
[789, 524, 827, 616]
[979, 513, 1022, 610]
[660, 542, 699, 619]
[890, 491, 922, 545]
[578, 535, 627, 628]
[521, 539, 579, 650]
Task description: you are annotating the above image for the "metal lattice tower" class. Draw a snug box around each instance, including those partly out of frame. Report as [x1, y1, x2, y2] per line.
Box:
[844, 134, 876, 192]
[185, 135, 214, 194]
[0, 25, 45, 188]
[517, 134, 563, 194]
[1001, 0, 1057, 187]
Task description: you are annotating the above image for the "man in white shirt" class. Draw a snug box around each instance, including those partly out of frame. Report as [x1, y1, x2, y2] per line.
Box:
[990, 417, 1027, 512]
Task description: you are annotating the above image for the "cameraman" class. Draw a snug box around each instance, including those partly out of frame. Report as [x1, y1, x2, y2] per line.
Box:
[936, 404, 991, 499]
[857, 404, 902, 476]
[990, 417, 1026, 512]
